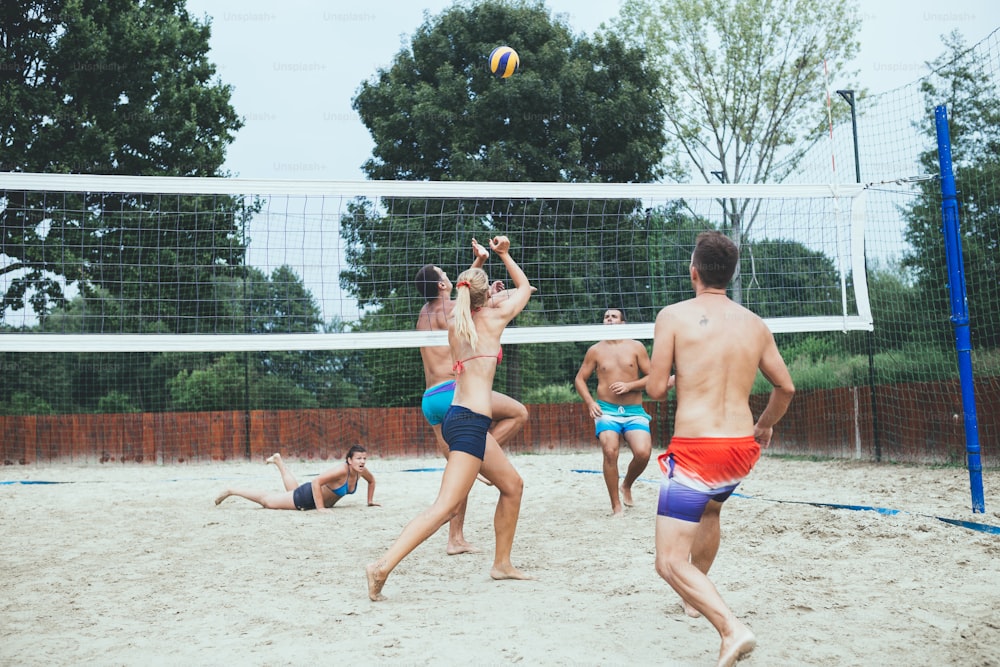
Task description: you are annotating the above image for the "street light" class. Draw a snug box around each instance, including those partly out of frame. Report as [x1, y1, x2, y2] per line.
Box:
[836, 90, 861, 185]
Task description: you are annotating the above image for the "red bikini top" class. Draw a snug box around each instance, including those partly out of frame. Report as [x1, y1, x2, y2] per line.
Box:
[452, 346, 503, 374]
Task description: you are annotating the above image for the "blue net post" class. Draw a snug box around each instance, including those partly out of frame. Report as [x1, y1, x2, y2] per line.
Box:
[934, 105, 985, 514]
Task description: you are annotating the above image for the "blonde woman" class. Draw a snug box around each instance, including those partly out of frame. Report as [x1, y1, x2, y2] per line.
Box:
[367, 236, 533, 600]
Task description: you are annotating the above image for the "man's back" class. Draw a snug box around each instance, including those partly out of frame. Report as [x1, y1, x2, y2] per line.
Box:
[646, 229, 791, 666]
[417, 299, 455, 387]
[659, 294, 772, 437]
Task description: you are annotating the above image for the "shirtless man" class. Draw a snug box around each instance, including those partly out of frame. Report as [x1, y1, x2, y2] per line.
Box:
[646, 231, 795, 667]
[415, 240, 528, 554]
[574, 308, 661, 515]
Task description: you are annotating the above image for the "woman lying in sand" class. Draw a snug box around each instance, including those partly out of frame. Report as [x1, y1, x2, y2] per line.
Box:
[215, 446, 378, 512]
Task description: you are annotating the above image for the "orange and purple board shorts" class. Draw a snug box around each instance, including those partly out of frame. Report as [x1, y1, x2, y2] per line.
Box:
[656, 436, 761, 522]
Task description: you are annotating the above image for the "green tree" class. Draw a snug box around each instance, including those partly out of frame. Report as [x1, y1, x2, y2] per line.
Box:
[903, 31, 1000, 349]
[610, 0, 860, 184]
[0, 0, 246, 329]
[740, 238, 843, 319]
[161, 267, 360, 411]
[209, 265, 325, 335]
[0, 352, 71, 413]
[0, 391, 54, 415]
[866, 260, 923, 350]
[345, 0, 668, 405]
[354, 1, 664, 183]
[167, 353, 319, 412]
[97, 390, 140, 413]
[7, 265, 355, 414]
[345, 0, 666, 319]
[610, 0, 861, 302]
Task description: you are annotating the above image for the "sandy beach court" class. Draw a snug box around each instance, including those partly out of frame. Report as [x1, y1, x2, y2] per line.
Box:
[2, 451, 998, 666]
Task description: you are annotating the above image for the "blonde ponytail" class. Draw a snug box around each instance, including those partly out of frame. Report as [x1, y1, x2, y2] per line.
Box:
[452, 268, 489, 350]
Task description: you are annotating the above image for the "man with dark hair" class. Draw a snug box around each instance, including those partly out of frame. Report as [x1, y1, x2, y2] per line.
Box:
[416, 240, 529, 554]
[415, 264, 450, 301]
[647, 230, 795, 666]
[574, 307, 663, 515]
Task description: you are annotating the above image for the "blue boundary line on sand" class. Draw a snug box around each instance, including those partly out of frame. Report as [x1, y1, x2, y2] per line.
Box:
[568, 468, 1000, 536]
[1, 475, 268, 484]
[733, 493, 1000, 535]
[0, 480, 65, 485]
[6, 469, 996, 535]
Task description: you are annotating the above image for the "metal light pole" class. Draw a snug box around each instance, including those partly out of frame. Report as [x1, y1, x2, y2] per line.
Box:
[837, 89, 881, 463]
[836, 90, 861, 183]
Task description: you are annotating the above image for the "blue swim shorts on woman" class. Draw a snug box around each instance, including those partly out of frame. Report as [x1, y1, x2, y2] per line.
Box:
[441, 404, 492, 460]
[292, 482, 317, 511]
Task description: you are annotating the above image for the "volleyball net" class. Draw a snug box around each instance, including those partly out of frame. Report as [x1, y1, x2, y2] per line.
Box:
[4, 27, 999, 482]
[0, 173, 879, 462]
[0, 173, 871, 344]
[0, 170, 992, 466]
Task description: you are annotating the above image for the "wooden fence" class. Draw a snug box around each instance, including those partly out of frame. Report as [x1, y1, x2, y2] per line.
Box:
[2, 379, 996, 466]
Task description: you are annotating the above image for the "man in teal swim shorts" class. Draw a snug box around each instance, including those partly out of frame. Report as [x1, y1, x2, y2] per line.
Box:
[575, 307, 670, 515]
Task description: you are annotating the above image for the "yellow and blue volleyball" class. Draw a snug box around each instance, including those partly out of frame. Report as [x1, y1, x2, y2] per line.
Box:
[489, 46, 519, 79]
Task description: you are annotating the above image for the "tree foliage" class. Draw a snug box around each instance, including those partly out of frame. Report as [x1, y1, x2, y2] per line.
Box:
[353, 1, 665, 183]
[866, 262, 924, 350]
[902, 31, 1000, 349]
[0, 266, 363, 413]
[740, 239, 843, 319]
[610, 0, 861, 303]
[344, 0, 668, 338]
[610, 0, 861, 185]
[1, 0, 240, 175]
[0, 0, 246, 327]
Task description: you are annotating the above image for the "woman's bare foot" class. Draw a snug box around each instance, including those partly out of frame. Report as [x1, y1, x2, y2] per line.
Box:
[446, 541, 482, 556]
[477, 473, 494, 486]
[214, 490, 231, 505]
[717, 622, 756, 667]
[490, 563, 534, 580]
[266, 453, 280, 464]
[620, 484, 634, 507]
[365, 561, 388, 601]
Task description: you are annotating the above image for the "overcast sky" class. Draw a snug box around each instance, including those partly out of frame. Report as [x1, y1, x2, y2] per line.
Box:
[182, 0, 999, 181]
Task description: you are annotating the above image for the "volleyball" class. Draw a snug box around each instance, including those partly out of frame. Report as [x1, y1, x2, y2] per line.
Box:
[488, 46, 519, 78]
